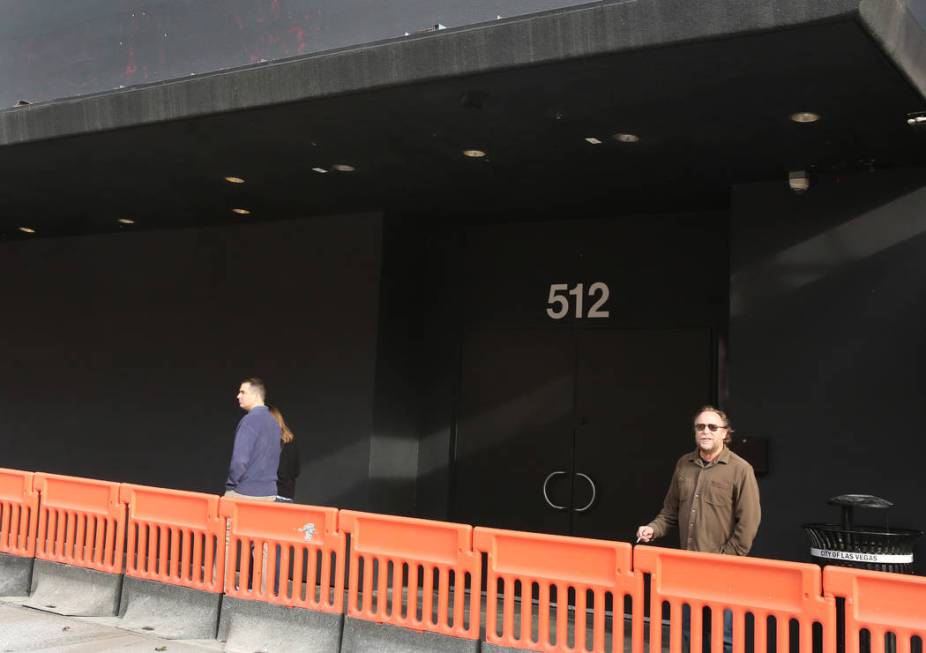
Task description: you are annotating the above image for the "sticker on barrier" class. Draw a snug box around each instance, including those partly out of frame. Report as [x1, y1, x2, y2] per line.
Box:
[33, 472, 124, 573]
[340, 510, 481, 640]
[474, 527, 641, 653]
[219, 498, 344, 613]
[0, 468, 38, 558]
[635, 545, 836, 653]
[825, 565, 926, 653]
[120, 484, 225, 593]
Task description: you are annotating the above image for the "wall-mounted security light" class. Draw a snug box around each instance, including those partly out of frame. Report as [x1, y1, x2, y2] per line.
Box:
[788, 170, 810, 194]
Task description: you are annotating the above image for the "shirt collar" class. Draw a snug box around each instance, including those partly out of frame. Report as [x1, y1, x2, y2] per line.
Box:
[688, 445, 731, 466]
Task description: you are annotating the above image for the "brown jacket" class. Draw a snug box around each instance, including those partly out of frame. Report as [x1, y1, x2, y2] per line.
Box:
[648, 446, 761, 555]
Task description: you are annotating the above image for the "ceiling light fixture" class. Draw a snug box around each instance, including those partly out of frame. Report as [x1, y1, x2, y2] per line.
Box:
[117, 218, 136, 225]
[312, 167, 328, 174]
[462, 149, 486, 158]
[18, 226, 36, 234]
[585, 137, 603, 145]
[790, 112, 820, 123]
[612, 133, 640, 143]
[332, 164, 356, 172]
[224, 176, 246, 184]
[232, 208, 251, 215]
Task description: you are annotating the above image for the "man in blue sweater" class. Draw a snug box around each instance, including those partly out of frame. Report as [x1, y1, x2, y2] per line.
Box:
[224, 377, 281, 501]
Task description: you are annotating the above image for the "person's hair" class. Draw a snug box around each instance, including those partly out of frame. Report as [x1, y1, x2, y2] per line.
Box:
[268, 405, 295, 444]
[694, 404, 734, 445]
[241, 377, 266, 401]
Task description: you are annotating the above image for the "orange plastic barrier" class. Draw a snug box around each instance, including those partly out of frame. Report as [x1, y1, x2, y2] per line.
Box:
[635, 545, 836, 653]
[120, 484, 225, 593]
[33, 472, 124, 573]
[340, 510, 481, 640]
[825, 566, 926, 653]
[220, 498, 345, 613]
[475, 527, 641, 653]
[0, 468, 38, 558]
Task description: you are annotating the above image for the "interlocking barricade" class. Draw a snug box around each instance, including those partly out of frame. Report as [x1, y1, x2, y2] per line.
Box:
[0, 468, 38, 558]
[340, 510, 481, 639]
[33, 472, 124, 572]
[219, 498, 344, 612]
[120, 484, 224, 593]
[825, 565, 926, 653]
[474, 527, 641, 653]
[635, 545, 836, 653]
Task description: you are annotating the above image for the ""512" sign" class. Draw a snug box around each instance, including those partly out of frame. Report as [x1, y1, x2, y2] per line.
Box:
[545, 282, 610, 320]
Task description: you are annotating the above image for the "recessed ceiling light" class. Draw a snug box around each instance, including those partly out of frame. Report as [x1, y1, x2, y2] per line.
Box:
[117, 217, 135, 225]
[18, 226, 35, 234]
[232, 208, 251, 215]
[332, 164, 356, 172]
[312, 167, 328, 174]
[585, 137, 603, 145]
[462, 149, 487, 158]
[224, 176, 246, 184]
[612, 133, 640, 143]
[790, 112, 820, 123]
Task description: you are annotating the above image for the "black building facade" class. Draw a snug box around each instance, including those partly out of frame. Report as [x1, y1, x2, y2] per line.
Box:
[1, 0, 925, 567]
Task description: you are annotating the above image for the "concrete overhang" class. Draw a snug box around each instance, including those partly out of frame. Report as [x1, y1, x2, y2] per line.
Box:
[0, 0, 923, 237]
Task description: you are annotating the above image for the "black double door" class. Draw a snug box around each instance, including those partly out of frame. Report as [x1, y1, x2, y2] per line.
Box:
[453, 327, 713, 541]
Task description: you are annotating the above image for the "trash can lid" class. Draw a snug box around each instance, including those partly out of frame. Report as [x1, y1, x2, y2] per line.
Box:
[828, 494, 893, 509]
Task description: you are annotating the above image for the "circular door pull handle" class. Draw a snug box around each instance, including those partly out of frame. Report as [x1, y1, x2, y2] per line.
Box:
[574, 473, 597, 512]
[542, 471, 568, 510]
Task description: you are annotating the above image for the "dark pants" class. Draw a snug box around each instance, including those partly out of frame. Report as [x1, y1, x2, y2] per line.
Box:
[682, 605, 733, 653]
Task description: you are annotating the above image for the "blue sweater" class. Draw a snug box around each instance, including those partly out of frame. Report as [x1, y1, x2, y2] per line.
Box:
[225, 405, 281, 496]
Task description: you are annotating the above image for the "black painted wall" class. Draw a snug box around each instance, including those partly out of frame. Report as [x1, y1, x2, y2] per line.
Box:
[729, 168, 926, 569]
[0, 0, 596, 109]
[0, 213, 382, 509]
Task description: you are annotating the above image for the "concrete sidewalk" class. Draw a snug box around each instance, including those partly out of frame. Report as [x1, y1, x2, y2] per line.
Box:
[0, 600, 223, 653]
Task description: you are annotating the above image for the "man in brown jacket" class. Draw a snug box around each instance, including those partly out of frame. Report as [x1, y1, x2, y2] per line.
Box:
[636, 405, 760, 551]
[636, 405, 761, 652]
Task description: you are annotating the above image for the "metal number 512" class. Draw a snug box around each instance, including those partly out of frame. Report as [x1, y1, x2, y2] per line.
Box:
[546, 282, 610, 320]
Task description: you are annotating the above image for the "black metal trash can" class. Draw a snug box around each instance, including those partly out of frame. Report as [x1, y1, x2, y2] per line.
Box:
[802, 494, 921, 574]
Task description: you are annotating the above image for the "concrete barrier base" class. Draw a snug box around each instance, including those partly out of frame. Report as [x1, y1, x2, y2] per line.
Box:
[218, 596, 342, 653]
[341, 616, 480, 653]
[0, 552, 34, 597]
[25, 559, 122, 616]
[117, 576, 221, 640]
[482, 643, 540, 653]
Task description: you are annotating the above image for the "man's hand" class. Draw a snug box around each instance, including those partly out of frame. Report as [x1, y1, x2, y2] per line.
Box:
[636, 526, 654, 543]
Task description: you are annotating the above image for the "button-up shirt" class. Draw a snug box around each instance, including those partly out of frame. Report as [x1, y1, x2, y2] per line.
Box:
[647, 446, 761, 555]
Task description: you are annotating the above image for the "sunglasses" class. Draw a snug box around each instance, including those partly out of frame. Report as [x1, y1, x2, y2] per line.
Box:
[694, 423, 726, 432]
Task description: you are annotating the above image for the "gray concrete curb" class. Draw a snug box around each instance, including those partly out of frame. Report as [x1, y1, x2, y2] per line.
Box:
[0, 552, 34, 597]
[25, 559, 122, 616]
[341, 616, 480, 653]
[117, 575, 221, 640]
[218, 596, 343, 653]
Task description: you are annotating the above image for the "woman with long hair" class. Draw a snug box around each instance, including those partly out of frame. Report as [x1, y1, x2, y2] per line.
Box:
[268, 405, 300, 502]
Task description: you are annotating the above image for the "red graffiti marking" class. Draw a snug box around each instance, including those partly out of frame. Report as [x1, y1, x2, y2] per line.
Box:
[125, 47, 137, 77]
